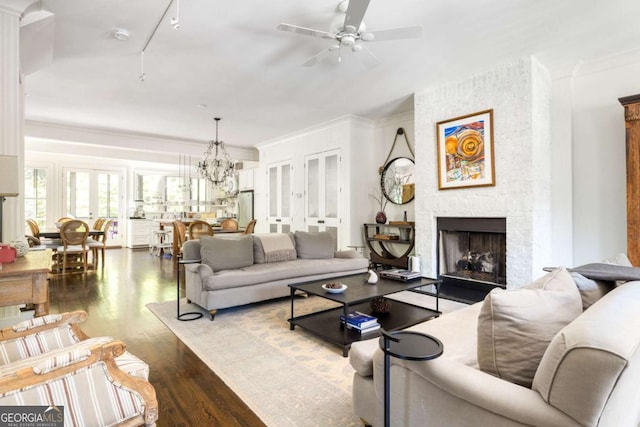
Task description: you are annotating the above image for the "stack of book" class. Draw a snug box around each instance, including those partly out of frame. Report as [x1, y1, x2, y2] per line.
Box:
[379, 268, 422, 281]
[339, 311, 380, 334]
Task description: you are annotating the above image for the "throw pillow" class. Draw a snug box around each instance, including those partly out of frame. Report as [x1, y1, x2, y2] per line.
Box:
[294, 231, 334, 259]
[477, 268, 582, 388]
[601, 253, 633, 267]
[252, 233, 297, 264]
[571, 272, 615, 310]
[200, 235, 253, 272]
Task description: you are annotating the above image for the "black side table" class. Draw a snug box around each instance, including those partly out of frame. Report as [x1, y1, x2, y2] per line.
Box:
[177, 258, 203, 321]
[379, 330, 443, 427]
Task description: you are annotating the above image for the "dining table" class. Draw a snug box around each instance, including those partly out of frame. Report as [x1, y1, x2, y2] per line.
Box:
[39, 230, 104, 239]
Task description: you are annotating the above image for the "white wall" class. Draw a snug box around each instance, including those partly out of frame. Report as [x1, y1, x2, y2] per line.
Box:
[255, 113, 417, 250]
[570, 53, 640, 264]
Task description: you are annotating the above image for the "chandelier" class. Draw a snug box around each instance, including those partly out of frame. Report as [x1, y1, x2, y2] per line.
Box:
[198, 117, 236, 188]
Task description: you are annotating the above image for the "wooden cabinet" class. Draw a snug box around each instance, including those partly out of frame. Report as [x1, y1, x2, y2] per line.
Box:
[619, 95, 640, 266]
[364, 223, 415, 269]
[126, 219, 152, 248]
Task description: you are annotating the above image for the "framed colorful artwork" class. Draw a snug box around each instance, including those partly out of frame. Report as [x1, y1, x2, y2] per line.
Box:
[436, 109, 495, 190]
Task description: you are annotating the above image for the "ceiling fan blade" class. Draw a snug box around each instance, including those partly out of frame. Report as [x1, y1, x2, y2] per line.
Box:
[343, 0, 370, 33]
[277, 23, 335, 40]
[358, 43, 381, 69]
[364, 25, 423, 42]
[302, 47, 336, 67]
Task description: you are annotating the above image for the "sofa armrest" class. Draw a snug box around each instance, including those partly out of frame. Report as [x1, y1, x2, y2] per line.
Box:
[196, 263, 214, 282]
[375, 352, 581, 427]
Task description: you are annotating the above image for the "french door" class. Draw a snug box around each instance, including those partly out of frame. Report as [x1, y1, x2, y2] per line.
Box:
[305, 149, 341, 249]
[267, 160, 293, 233]
[63, 168, 124, 245]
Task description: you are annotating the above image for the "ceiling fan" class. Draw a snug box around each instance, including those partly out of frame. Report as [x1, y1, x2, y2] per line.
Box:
[277, 0, 422, 67]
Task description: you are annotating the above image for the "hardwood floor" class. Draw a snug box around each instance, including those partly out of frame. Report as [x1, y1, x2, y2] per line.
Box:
[47, 248, 265, 427]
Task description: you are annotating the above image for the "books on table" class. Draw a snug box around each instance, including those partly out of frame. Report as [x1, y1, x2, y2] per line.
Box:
[340, 311, 380, 334]
[379, 269, 422, 281]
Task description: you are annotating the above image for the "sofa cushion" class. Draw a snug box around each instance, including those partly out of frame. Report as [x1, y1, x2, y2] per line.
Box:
[201, 257, 368, 290]
[253, 233, 296, 264]
[477, 268, 582, 387]
[200, 235, 253, 272]
[532, 282, 640, 426]
[294, 231, 333, 259]
[571, 272, 615, 310]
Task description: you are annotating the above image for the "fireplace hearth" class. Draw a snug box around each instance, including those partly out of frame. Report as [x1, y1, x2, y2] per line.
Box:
[436, 217, 506, 302]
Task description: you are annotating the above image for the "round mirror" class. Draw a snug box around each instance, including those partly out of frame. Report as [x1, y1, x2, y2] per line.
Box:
[380, 157, 415, 205]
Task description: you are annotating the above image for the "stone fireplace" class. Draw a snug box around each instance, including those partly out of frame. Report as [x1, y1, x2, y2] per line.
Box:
[437, 217, 506, 298]
[413, 58, 553, 288]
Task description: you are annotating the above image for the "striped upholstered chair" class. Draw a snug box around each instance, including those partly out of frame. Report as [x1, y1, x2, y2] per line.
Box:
[0, 311, 148, 379]
[0, 337, 158, 426]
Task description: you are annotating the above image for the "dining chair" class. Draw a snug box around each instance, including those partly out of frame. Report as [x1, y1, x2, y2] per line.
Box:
[56, 216, 74, 223]
[87, 219, 113, 269]
[221, 218, 239, 231]
[243, 219, 257, 235]
[26, 219, 59, 249]
[188, 220, 214, 240]
[55, 220, 90, 274]
[172, 220, 188, 267]
[91, 218, 106, 238]
[25, 219, 42, 247]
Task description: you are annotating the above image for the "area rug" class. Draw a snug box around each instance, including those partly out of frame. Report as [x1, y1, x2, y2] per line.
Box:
[147, 291, 467, 427]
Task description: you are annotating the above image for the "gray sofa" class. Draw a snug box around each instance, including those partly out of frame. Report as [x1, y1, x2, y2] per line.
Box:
[183, 231, 369, 319]
[349, 265, 640, 427]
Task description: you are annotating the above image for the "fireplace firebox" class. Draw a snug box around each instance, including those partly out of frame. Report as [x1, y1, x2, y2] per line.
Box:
[436, 217, 506, 302]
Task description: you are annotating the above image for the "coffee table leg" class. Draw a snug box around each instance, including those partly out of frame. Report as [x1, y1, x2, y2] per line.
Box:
[290, 287, 295, 330]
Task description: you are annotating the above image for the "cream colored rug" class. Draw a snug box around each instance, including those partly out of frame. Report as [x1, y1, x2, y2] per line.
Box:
[147, 291, 467, 427]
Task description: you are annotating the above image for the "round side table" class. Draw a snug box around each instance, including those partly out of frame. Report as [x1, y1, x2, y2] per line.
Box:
[177, 258, 203, 321]
[379, 330, 443, 427]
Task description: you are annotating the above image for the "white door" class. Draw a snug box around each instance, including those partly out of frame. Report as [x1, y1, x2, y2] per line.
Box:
[266, 160, 293, 233]
[305, 149, 341, 249]
[63, 168, 124, 246]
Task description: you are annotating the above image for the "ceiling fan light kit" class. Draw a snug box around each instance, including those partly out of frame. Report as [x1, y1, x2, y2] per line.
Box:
[277, 0, 422, 68]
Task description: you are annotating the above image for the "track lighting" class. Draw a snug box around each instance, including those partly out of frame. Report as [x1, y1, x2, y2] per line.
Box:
[171, 0, 180, 30]
[139, 51, 146, 82]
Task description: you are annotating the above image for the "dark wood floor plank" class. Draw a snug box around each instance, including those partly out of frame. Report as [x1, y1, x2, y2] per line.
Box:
[47, 249, 266, 427]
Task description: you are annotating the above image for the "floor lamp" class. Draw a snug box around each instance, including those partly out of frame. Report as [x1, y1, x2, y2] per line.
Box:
[0, 155, 19, 243]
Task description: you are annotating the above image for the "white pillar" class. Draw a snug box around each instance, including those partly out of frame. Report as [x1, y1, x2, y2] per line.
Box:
[0, 2, 30, 242]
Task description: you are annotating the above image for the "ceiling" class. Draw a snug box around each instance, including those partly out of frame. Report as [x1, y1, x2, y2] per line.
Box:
[21, 0, 640, 149]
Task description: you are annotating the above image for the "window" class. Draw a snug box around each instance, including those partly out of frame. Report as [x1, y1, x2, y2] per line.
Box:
[24, 167, 47, 228]
[136, 173, 209, 213]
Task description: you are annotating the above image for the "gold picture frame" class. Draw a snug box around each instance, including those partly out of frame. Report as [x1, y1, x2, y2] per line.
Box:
[436, 109, 495, 190]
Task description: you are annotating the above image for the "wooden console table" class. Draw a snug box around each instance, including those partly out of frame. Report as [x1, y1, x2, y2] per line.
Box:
[0, 250, 51, 317]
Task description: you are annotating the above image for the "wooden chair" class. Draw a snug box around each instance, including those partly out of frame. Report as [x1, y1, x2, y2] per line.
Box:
[26, 218, 58, 249]
[55, 220, 90, 274]
[56, 216, 74, 223]
[87, 219, 113, 269]
[188, 220, 214, 240]
[243, 219, 257, 235]
[25, 219, 42, 247]
[90, 218, 106, 239]
[172, 220, 188, 267]
[221, 218, 239, 231]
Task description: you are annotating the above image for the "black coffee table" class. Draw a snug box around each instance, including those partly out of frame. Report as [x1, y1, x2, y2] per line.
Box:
[288, 273, 441, 356]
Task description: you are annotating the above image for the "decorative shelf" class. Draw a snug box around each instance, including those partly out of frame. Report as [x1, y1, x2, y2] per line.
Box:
[364, 223, 415, 269]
